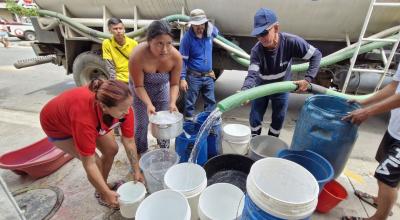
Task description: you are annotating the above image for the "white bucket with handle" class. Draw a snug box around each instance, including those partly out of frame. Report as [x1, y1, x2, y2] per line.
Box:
[222, 124, 251, 155]
[116, 181, 146, 218]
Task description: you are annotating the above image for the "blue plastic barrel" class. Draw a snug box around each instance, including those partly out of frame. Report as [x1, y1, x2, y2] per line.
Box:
[277, 149, 334, 193]
[291, 95, 360, 179]
[175, 122, 207, 165]
[241, 195, 311, 220]
[195, 111, 222, 158]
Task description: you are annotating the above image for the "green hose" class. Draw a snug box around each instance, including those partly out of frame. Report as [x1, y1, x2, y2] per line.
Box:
[38, 10, 111, 39]
[217, 82, 298, 112]
[217, 82, 372, 113]
[291, 36, 396, 72]
[228, 36, 396, 69]
[37, 10, 394, 73]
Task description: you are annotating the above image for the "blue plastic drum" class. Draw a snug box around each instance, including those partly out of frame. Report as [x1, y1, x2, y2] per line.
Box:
[291, 95, 360, 178]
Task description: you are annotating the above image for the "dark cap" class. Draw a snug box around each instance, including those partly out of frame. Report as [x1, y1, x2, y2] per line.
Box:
[251, 8, 278, 36]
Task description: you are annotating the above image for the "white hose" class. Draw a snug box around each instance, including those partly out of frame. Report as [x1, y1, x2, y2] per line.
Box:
[213, 38, 250, 60]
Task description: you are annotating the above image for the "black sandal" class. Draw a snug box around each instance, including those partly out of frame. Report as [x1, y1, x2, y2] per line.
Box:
[354, 190, 393, 216]
[354, 190, 377, 208]
[96, 196, 119, 210]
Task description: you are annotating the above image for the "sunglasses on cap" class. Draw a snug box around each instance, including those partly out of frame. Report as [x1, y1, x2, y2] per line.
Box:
[256, 29, 269, 38]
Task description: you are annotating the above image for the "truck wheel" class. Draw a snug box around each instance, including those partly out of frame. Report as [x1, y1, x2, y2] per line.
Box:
[23, 31, 36, 41]
[72, 51, 109, 86]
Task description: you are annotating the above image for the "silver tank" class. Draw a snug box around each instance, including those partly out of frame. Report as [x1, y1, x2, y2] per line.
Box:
[35, 0, 400, 41]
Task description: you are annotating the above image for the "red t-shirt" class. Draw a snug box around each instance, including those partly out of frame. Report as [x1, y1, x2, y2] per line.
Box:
[40, 87, 134, 156]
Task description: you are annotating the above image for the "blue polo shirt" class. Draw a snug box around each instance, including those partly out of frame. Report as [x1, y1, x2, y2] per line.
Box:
[179, 24, 219, 80]
[242, 32, 322, 90]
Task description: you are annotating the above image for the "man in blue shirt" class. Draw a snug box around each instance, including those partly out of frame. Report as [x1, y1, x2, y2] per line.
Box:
[242, 8, 322, 137]
[179, 9, 219, 120]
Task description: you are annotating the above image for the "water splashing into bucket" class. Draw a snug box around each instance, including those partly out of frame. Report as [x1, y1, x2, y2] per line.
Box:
[188, 109, 222, 164]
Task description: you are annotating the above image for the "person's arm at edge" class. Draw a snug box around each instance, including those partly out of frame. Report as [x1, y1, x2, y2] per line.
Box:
[360, 80, 399, 106]
[343, 81, 400, 124]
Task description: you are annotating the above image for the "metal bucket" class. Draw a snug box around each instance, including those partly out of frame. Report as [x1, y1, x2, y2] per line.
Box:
[149, 111, 183, 139]
[248, 135, 288, 161]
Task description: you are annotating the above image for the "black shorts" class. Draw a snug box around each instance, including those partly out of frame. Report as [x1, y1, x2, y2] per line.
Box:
[374, 131, 400, 188]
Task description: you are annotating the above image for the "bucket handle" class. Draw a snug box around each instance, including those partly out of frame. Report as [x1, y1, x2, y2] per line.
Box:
[236, 194, 245, 219]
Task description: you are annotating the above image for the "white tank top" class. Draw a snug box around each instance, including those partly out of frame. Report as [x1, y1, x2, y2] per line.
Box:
[388, 64, 400, 140]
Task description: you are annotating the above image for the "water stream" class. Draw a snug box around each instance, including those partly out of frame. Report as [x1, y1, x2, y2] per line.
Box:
[188, 109, 222, 164]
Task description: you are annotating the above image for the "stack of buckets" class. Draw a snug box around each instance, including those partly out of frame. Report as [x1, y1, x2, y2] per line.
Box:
[241, 158, 320, 219]
[175, 111, 222, 165]
[164, 163, 207, 220]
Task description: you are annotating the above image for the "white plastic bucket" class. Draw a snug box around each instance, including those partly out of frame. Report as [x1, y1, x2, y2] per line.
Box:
[136, 189, 191, 220]
[139, 149, 180, 193]
[247, 158, 319, 219]
[116, 181, 147, 218]
[222, 124, 251, 155]
[198, 183, 245, 220]
[164, 163, 207, 220]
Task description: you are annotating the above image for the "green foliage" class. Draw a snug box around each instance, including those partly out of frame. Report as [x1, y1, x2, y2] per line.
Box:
[6, 0, 38, 17]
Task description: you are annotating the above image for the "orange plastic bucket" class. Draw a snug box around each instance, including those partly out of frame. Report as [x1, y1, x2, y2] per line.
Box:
[316, 180, 348, 213]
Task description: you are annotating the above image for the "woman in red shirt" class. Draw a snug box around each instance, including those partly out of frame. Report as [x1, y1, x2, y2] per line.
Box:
[40, 79, 143, 208]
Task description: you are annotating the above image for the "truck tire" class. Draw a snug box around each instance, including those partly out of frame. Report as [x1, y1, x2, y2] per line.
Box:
[23, 31, 36, 41]
[72, 51, 109, 86]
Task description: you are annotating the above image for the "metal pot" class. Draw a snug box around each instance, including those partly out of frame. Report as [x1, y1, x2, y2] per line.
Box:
[149, 111, 183, 139]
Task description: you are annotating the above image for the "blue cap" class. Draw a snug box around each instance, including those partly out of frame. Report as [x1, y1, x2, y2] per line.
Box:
[251, 8, 278, 36]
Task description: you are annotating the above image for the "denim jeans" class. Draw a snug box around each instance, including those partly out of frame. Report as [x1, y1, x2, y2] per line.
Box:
[184, 74, 216, 118]
[249, 92, 289, 136]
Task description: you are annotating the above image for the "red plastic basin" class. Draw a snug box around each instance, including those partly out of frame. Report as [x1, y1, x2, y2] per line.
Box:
[0, 138, 73, 178]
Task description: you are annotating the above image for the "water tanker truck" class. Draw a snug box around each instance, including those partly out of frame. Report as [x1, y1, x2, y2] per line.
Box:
[20, 0, 400, 93]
